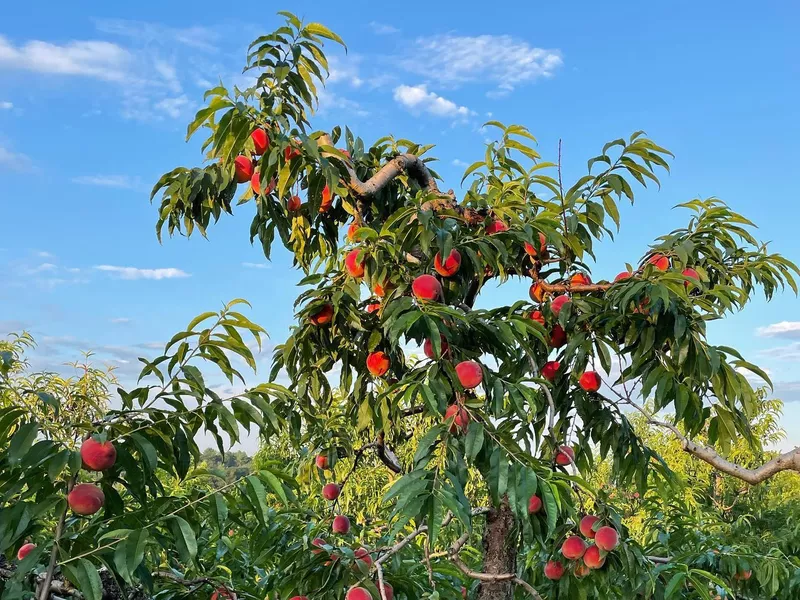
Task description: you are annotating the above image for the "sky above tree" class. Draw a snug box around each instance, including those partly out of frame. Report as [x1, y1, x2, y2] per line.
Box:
[1, 0, 798, 452]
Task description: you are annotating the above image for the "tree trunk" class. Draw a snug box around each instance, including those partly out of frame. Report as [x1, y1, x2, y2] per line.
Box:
[477, 498, 517, 600]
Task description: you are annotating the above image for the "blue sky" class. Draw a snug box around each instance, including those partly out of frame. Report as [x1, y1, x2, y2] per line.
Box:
[1, 1, 799, 452]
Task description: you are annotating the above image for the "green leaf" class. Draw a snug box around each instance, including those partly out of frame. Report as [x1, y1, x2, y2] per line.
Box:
[244, 475, 270, 524]
[169, 516, 197, 563]
[464, 422, 484, 464]
[304, 23, 347, 49]
[665, 572, 687, 598]
[62, 559, 103, 600]
[114, 529, 149, 584]
[9, 422, 38, 466]
[210, 493, 228, 533]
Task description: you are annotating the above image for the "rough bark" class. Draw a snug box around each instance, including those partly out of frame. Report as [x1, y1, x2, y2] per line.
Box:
[477, 498, 517, 600]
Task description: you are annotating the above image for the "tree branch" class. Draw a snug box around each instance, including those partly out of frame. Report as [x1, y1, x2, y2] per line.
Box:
[450, 556, 543, 600]
[38, 474, 77, 600]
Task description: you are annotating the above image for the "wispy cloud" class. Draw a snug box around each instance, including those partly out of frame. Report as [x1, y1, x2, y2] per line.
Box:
[758, 321, 800, 339]
[93, 19, 219, 52]
[393, 84, 473, 119]
[110, 317, 131, 324]
[404, 34, 562, 97]
[759, 342, 800, 361]
[452, 159, 469, 167]
[94, 265, 190, 280]
[0, 35, 131, 81]
[0, 101, 12, 110]
[369, 22, 400, 35]
[0, 145, 34, 172]
[72, 175, 139, 189]
[242, 262, 271, 269]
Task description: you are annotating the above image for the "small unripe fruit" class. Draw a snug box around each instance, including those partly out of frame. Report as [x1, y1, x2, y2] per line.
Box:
[575, 562, 591, 578]
[485, 220, 508, 235]
[17, 543, 36, 560]
[68, 483, 105, 516]
[234, 156, 253, 183]
[544, 560, 565, 580]
[594, 526, 619, 551]
[354, 547, 373, 567]
[583, 544, 605, 569]
[529, 310, 545, 326]
[288, 195, 302, 212]
[434, 249, 462, 277]
[366, 351, 390, 377]
[444, 404, 470, 434]
[561, 536, 587, 560]
[346, 588, 372, 600]
[555, 445, 574, 466]
[648, 254, 669, 270]
[579, 372, 601, 393]
[309, 304, 334, 326]
[529, 282, 546, 303]
[614, 271, 632, 282]
[412, 275, 443, 301]
[347, 222, 359, 241]
[524, 232, 547, 258]
[345, 249, 365, 278]
[455, 360, 483, 389]
[570, 272, 591, 286]
[322, 483, 340, 501]
[550, 324, 567, 348]
[528, 496, 542, 514]
[315, 455, 329, 470]
[332, 515, 350, 534]
[80, 437, 117, 471]
[423, 336, 450, 359]
[251, 128, 269, 155]
[550, 295, 570, 316]
[320, 184, 333, 213]
[579, 515, 600, 539]
[542, 361, 560, 381]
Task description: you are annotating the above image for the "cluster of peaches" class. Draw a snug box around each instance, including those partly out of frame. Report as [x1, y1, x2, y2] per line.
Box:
[306, 455, 394, 600]
[232, 129, 334, 213]
[16, 437, 116, 561]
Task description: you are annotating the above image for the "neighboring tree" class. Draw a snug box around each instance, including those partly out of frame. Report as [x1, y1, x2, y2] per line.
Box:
[3, 11, 800, 600]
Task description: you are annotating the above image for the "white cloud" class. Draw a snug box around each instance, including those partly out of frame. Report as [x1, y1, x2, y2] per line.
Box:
[316, 87, 369, 118]
[452, 159, 469, 167]
[72, 175, 138, 189]
[736, 365, 772, 382]
[0, 145, 33, 172]
[327, 55, 364, 88]
[0, 35, 131, 82]
[36, 251, 53, 258]
[0, 101, 12, 110]
[154, 60, 182, 93]
[154, 95, 190, 118]
[25, 263, 57, 274]
[93, 19, 219, 52]
[110, 317, 131, 324]
[242, 262, 271, 269]
[405, 34, 562, 96]
[758, 321, 800, 339]
[369, 22, 400, 35]
[760, 342, 800, 362]
[94, 265, 190, 280]
[393, 84, 473, 119]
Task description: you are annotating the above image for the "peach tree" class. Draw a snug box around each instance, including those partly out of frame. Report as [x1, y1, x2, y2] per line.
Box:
[4, 11, 800, 600]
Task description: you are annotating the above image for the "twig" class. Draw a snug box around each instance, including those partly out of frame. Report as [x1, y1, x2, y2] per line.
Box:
[450, 556, 543, 600]
[38, 474, 77, 600]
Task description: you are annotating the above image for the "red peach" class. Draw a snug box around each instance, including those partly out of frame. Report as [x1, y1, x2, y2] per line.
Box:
[528, 496, 542, 514]
[524, 232, 548, 258]
[485, 220, 508, 235]
[289, 597, 309, 600]
[366, 302, 381, 314]
[234, 156, 253, 183]
[529, 282, 546, 303]
[412, 275, 443, 301]
[575, 562, 591, 577]
[338, 148, 351, 159]
[311, 537, 327, 555]
[251, 128, 269, 155]
[346, 588, 372, 600]
[542, 361, 560, 381]
[544, 560, 565, 580]
[284, 146, 301, 161]
[315, 455, 329, 470]
[455, 360, 483, 389]
[579, 515, 600, 539]
[373, 282, 387, 297]
[378, 582, 393, 600]
[550, 295, 570, 317]
[68, 484, 105, 516]
[434, 249, 462, 277]
[322, 483, 340, 501]
[614, 271, 632, 282]
[17, 543, 36, 560]
[309, 304, 334, 326]
[423, 336, 450, 359]
[648, 254, 669, 270]
[594, 526, 619, 551]
[579, 372, 601, 393]
[332, 515, 350, 534]
[555, 445, 574, 466]
[81, 437, 117, 471]
[530, 310, 545, 326]
[444, 404, 470, 434]
[250, 172, 276, 195]
[345, 249, 365, 278]
[354, 547, 373, 567]
[682, 267, 700, 287]
[561, 536, 588, 560]
[320, 184, 333, 213]
[550, 324, 567, 348]
[583, 544, 605, 569]
[211, 588, 236, 600]
[288, 195, 302, 212]
[366, 351, 390, 377]
[570, 273, 591, 286]
[347, 222, 359, 241]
